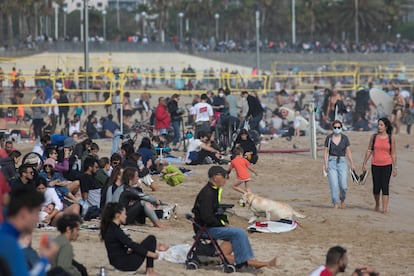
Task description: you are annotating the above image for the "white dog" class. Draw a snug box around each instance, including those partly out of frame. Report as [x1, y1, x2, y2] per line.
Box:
[239, 192, 306, 223]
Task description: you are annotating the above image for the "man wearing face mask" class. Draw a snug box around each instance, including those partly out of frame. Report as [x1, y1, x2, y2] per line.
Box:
[211, 88, 227, 127]
[310, 246, 349, 275]
[323, 120, 356, 209]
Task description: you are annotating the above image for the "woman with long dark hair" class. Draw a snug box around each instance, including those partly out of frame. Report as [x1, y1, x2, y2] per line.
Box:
[118, 167, 166, 228]
[100, 203, 159, 275]
[362, 117, 397, 213]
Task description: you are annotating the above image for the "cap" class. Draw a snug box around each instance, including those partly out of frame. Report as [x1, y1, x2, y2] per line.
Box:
[44, 158, 55, 168]
[64, 137, 77, 148]
[24, 155, 41, 165]
[208, 166, 228, 178]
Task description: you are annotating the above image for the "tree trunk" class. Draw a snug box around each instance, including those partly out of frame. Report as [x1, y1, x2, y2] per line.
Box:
[19, 11, 24, 42]
[0, 13, 4, 43]
[7, 13, 13, 48]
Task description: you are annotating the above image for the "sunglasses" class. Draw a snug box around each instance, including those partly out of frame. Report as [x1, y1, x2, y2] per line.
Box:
[333, 126, 342, 129]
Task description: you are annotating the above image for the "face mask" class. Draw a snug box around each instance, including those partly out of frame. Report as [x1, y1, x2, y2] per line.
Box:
[333, 128, 342, 134]
[219, 93, 224, 97]
[153, 143, 159, 148]
[137, 161, 143, 167]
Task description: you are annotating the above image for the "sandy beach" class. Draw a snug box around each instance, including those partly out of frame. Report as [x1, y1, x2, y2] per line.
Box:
[3, 52, 413, 275]
[24, 130, 413, 276]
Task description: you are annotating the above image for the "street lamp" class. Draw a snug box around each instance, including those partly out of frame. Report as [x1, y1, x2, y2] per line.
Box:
[291, 0, 296, 45]
[178, 12, 184, 47]
[214, 13, 220, 41]
[141, 11, 147, 36]
[355, 0, 359, 44]
[63, 7, 67, 39]
[102, 10, 107, 40]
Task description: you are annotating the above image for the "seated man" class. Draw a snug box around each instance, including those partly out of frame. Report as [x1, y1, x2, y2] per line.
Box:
[79, 158, 101, 215]
[101, 114, 120, 138]
[52, 214, 87, 276]
[192, 166, 276, 271]
[185, 131, 222, 165]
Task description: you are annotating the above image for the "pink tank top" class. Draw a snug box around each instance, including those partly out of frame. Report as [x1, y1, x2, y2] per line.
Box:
[372, 136, 392, 166]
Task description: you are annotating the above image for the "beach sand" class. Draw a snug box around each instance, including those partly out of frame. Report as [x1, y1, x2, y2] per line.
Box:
[26, 130, 414, 276]
[5, 52, 413, 275]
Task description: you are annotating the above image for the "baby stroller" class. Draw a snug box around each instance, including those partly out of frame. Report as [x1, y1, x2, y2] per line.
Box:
[185, 204, 236, 273]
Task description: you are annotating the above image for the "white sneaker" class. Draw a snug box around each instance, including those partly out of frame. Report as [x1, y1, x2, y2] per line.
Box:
[162, 204, 177, 220]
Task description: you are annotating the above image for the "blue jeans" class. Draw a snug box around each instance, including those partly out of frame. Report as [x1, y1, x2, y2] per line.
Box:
[112, 130, 122, 155]
[327, 156, 348, 205]
[208, 227, 254, 265]
[171, 120, 181, 146]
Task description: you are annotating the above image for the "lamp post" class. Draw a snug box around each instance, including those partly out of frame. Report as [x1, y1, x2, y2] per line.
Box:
[291, 0, 296, 45]
[83, 0, 90, 115]
[255, 6, 260, 74]
[54, 2, 59, 40]
[355, 0, 359, 44]
[178, 12, 184, 47]
[214, 13, 220, 41]
[102, 10, 107, 40]
[141, 11, 147, 36]
[63, 7, 67, 39]
[116, 0, 120, 30]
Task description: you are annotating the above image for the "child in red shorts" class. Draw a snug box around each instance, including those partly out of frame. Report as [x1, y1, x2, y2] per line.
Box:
[228, 146, 258, 194]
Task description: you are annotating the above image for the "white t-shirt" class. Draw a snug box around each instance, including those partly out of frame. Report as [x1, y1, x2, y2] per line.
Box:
[309, 265, 331, 276]
[271, 117, 283, 130]
[185, 139, 204, 163]
[191, 102, 213, 122]
[48, 98, 59, 115]
[42, 188, 63, 211]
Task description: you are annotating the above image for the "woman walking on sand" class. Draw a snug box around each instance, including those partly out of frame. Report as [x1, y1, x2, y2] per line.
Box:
[323, 120, 356, 209]
[361, 117, 397, 214]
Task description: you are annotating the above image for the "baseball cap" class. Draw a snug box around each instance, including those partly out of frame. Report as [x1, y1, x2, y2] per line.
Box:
[208, 166, 228, 178]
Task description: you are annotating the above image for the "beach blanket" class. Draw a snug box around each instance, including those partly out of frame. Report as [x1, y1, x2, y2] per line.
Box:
[158, 244, 191, 264]
[247, 219, 297, 233]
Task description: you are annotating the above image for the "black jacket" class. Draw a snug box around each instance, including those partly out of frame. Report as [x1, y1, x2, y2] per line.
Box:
[103, 222, 149, 265]
[246, 95, 263, 117]
[167, 100, 182, 122]
[192, 182, 223, 228]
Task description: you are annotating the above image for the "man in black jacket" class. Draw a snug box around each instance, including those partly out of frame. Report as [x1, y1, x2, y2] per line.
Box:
[192, 166, 257, 271]
[167, 93, 183, 151]
[242, 91, 263, 133]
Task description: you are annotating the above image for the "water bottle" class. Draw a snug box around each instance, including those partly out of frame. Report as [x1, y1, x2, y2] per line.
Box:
[97, 266, 106, 276]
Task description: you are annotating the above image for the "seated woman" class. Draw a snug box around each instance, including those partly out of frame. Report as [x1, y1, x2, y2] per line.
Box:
[231, 129, 258, 164]
[100, 166, 125, 209]
[39, 158, 78, 204]
[35, 178, 80, 226]
[45, 147, 80, 195]
[100, 203, 163, 275]
[118, 168, 169, 228]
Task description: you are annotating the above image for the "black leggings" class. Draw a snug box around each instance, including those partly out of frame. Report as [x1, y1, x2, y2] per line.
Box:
[371, 164, 392, 195]
[126, 202, 146, 225]
[111, 235, 157, 271]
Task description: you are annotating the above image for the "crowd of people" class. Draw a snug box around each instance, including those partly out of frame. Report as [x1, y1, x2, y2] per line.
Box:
[0, 63, 406, 275]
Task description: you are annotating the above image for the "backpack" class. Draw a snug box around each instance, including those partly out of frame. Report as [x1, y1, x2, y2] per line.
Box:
[371, 133, 392, 153]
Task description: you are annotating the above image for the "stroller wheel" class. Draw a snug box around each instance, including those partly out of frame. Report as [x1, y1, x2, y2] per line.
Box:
[223, 264, 236, 273]
[185, 260, 199, 270]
